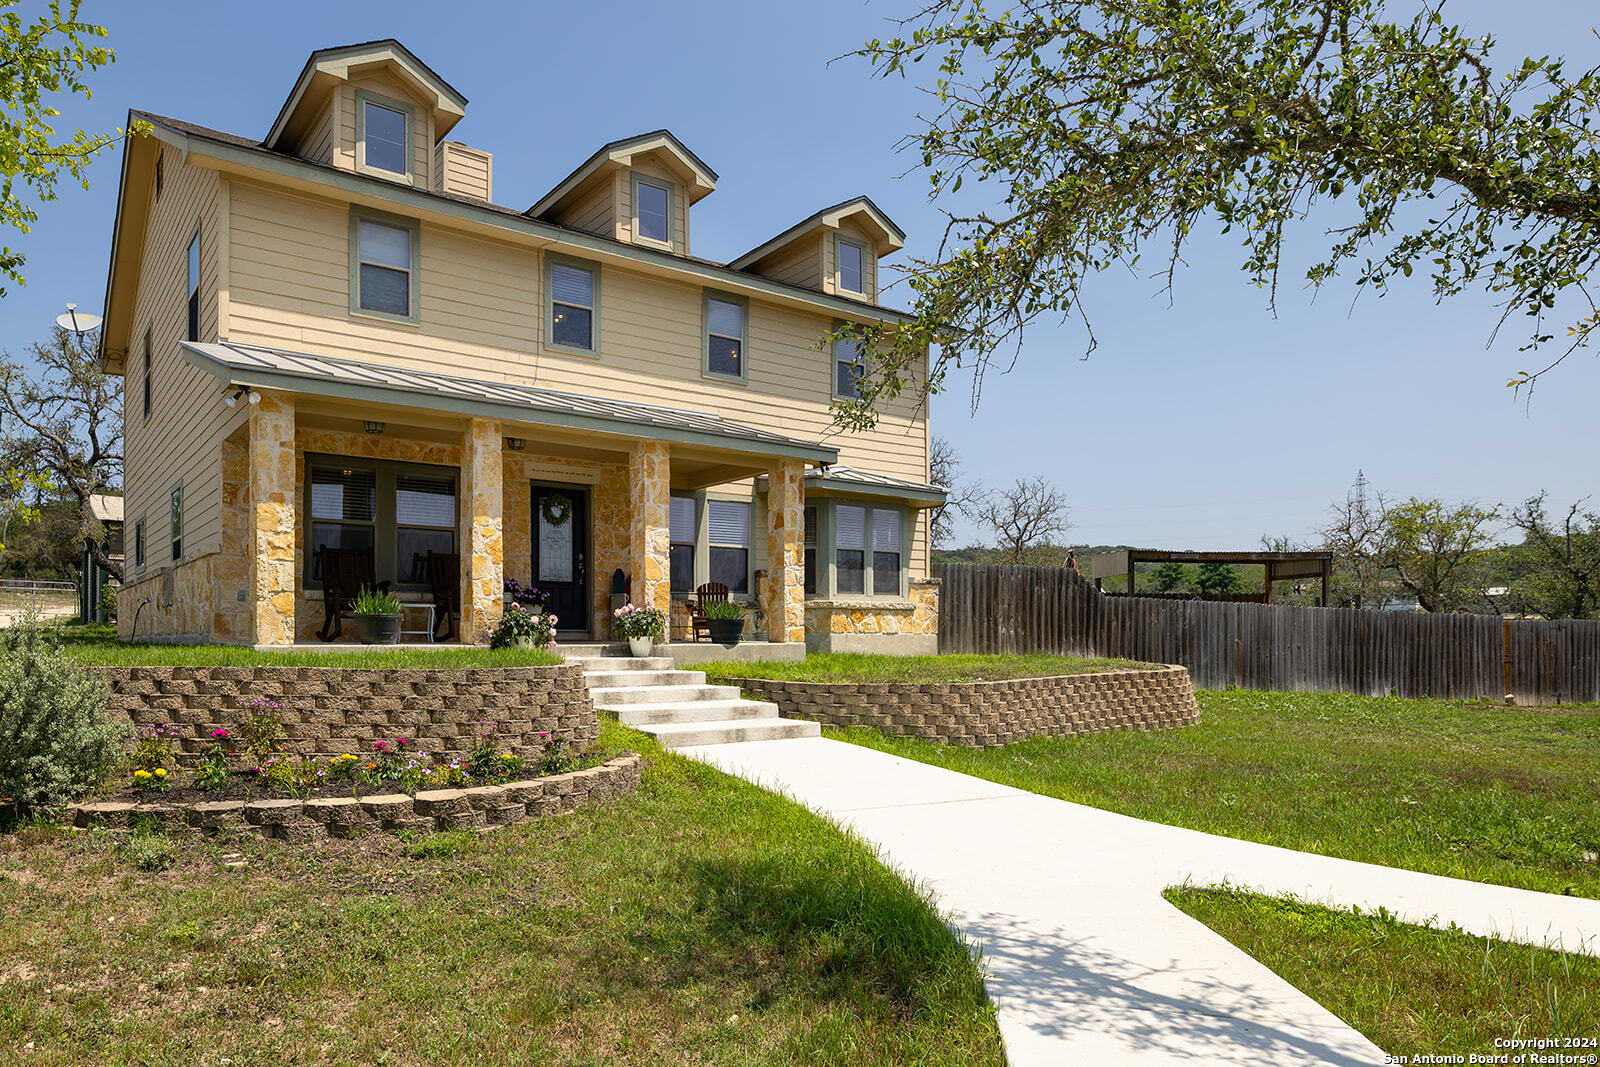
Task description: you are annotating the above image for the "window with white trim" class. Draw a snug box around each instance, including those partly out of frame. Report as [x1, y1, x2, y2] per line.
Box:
[549, 258, 598, 353]
[836, 236, 865, 294]
[359, 96, 410, 178]
[634, 176, 671, 245]
[354, 216, 416, 319]
[707, 499, 750, 593]
[670, 495, 696, 593]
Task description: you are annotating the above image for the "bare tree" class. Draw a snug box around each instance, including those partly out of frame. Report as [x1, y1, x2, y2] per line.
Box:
[928, 435, 982, 549]
[1317, 472, 1389, 609]
[972, 476, 1071, 564]
[0, 328, 122, 579]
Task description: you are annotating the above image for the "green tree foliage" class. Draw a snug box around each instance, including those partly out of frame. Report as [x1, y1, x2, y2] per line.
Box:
[0, 466, 49, 556]
[1380, 497, 1500, 613]
[834, 0, 1600, 427]
[1507, 493, 1599, 619]
[1195, 562, 1245, 596]
[0, 326, 122, 579]
[1151, 562, 1194, 593]
[1, 1, 139, 295]
[0, 617, 124, 810]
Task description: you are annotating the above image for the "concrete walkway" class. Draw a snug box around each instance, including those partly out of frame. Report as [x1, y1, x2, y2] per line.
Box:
[681, 736, 1600, 1067]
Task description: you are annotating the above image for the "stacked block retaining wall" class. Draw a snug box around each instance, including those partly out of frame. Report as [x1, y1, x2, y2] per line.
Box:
[721, 665, 1198, 747]
[102, 664, 597, 763]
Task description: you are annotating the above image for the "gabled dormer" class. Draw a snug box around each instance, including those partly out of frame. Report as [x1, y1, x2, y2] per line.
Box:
[730, 196, 905, 304]
[527, 131, 716, 257]
[264, 40, 470, 194]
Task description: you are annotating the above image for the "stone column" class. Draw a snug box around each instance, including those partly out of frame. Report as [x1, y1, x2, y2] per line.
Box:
[764, 458, 805, 644]
[248, 389, 297, 646]
[628, 439, 671, 617]
[460, 418, 504, 645]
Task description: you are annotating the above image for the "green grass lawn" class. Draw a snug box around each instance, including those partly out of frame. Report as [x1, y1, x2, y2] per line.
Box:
[0, 720, 1002, 1066]
[695, 652, 1157, 684]
[1168, 885, 1600, 1056]
[826, 688, 1600, 898]
[52, 623, 565, 669]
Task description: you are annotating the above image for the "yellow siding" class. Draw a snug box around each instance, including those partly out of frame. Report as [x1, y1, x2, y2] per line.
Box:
[559, 175, 616, 237]
[433, 142, 492, 201]
[750, 232, 822, 289]
[302, 96, 335, 165]
[122, 143, 230, 582]
[224, 181, 929, 485]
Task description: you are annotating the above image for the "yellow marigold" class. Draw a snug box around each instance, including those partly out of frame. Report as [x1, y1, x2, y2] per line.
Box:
[153, 768, 168, 777]
[133, 770, 152, 780]
[502, 753, 515, 760]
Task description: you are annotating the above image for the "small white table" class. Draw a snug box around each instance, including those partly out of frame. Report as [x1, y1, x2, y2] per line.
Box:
[399, 602, 436, 643]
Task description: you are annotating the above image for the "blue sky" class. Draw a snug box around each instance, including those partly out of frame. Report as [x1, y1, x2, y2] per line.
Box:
[4, 0, 1596, 550]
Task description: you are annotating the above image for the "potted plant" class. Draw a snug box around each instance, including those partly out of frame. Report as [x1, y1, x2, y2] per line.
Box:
[350, 586, 403, 644]
[703, 599, 747, 647]
[613, 603, 666, 657]
[490, 603, 558, 650]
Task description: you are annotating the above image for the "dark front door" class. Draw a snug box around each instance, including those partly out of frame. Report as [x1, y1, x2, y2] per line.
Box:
[531, 484, 589, 636]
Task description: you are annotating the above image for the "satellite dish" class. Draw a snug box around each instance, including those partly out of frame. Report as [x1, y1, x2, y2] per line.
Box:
[56, 303, 103, 334]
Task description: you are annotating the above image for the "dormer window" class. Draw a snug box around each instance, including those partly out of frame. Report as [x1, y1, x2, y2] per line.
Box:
[356, 92, 412, 180]
[634, 176, 672, 247]
[836, 236, 865, 295]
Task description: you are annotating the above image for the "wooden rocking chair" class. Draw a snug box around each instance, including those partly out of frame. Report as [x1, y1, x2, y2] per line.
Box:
[316, 545, 389, 642]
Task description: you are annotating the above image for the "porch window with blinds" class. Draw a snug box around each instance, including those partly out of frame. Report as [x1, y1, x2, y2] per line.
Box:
[835, 504, 866, 594]
[708, 499, 749, 593]
[395, 474, 457, 583]
[310, 466, 378, 577]
[803, 505, 817, 595]
[872, 508, 902, 597]
[670, 495, 696, 593]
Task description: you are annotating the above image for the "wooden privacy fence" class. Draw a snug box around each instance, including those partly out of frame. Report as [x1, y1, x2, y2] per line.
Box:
[934, 563, 1600, 705]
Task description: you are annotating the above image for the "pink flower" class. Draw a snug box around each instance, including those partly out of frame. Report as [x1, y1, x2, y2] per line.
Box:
[374, 740, 388, 751]
[211, 728, 229, 738]
[547, 614, 558, 624]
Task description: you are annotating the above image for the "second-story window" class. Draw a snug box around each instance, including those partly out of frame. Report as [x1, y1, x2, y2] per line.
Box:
[634, 177, 671, 246]
[834, 332, 862, 399]
[359, 95, 411, 178]
[836, 237, 865, 295]
[186, 229, 201, 342]
[354, 215, 417, 320]
[704, 293, 746, 382]
[549, 258, 598, 353]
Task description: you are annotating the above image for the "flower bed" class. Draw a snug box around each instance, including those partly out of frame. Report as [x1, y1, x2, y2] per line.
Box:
[69, 754, 644, 840]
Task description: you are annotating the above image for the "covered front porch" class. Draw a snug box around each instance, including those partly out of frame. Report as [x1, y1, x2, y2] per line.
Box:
[189, 341, 832, 650]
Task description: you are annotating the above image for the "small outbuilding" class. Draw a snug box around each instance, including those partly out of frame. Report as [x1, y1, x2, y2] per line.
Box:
[79, 494, 124, 623]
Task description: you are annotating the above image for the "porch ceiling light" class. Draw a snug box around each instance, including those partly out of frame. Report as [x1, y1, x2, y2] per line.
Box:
[364, 420, 386, 435]
[506, 437, 526, 451]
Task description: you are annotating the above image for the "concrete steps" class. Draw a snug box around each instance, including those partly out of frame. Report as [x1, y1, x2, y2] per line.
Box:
[563, 647, 818, 748]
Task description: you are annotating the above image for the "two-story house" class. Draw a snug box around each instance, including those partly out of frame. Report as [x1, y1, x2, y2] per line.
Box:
[100, 40, 942, 652]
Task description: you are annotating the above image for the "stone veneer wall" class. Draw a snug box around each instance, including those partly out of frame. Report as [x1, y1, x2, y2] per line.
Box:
[723, 665, 1198, 747]
[802, 577, 940, 653]
[102, 664, 597, 763]
[70, 754, 644, 841]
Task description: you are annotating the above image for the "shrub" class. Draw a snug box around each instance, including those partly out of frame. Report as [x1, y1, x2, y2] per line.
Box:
[124, 829, 176, 872]
[0, 620, 126, 810]
[97, 583, 118, 622]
